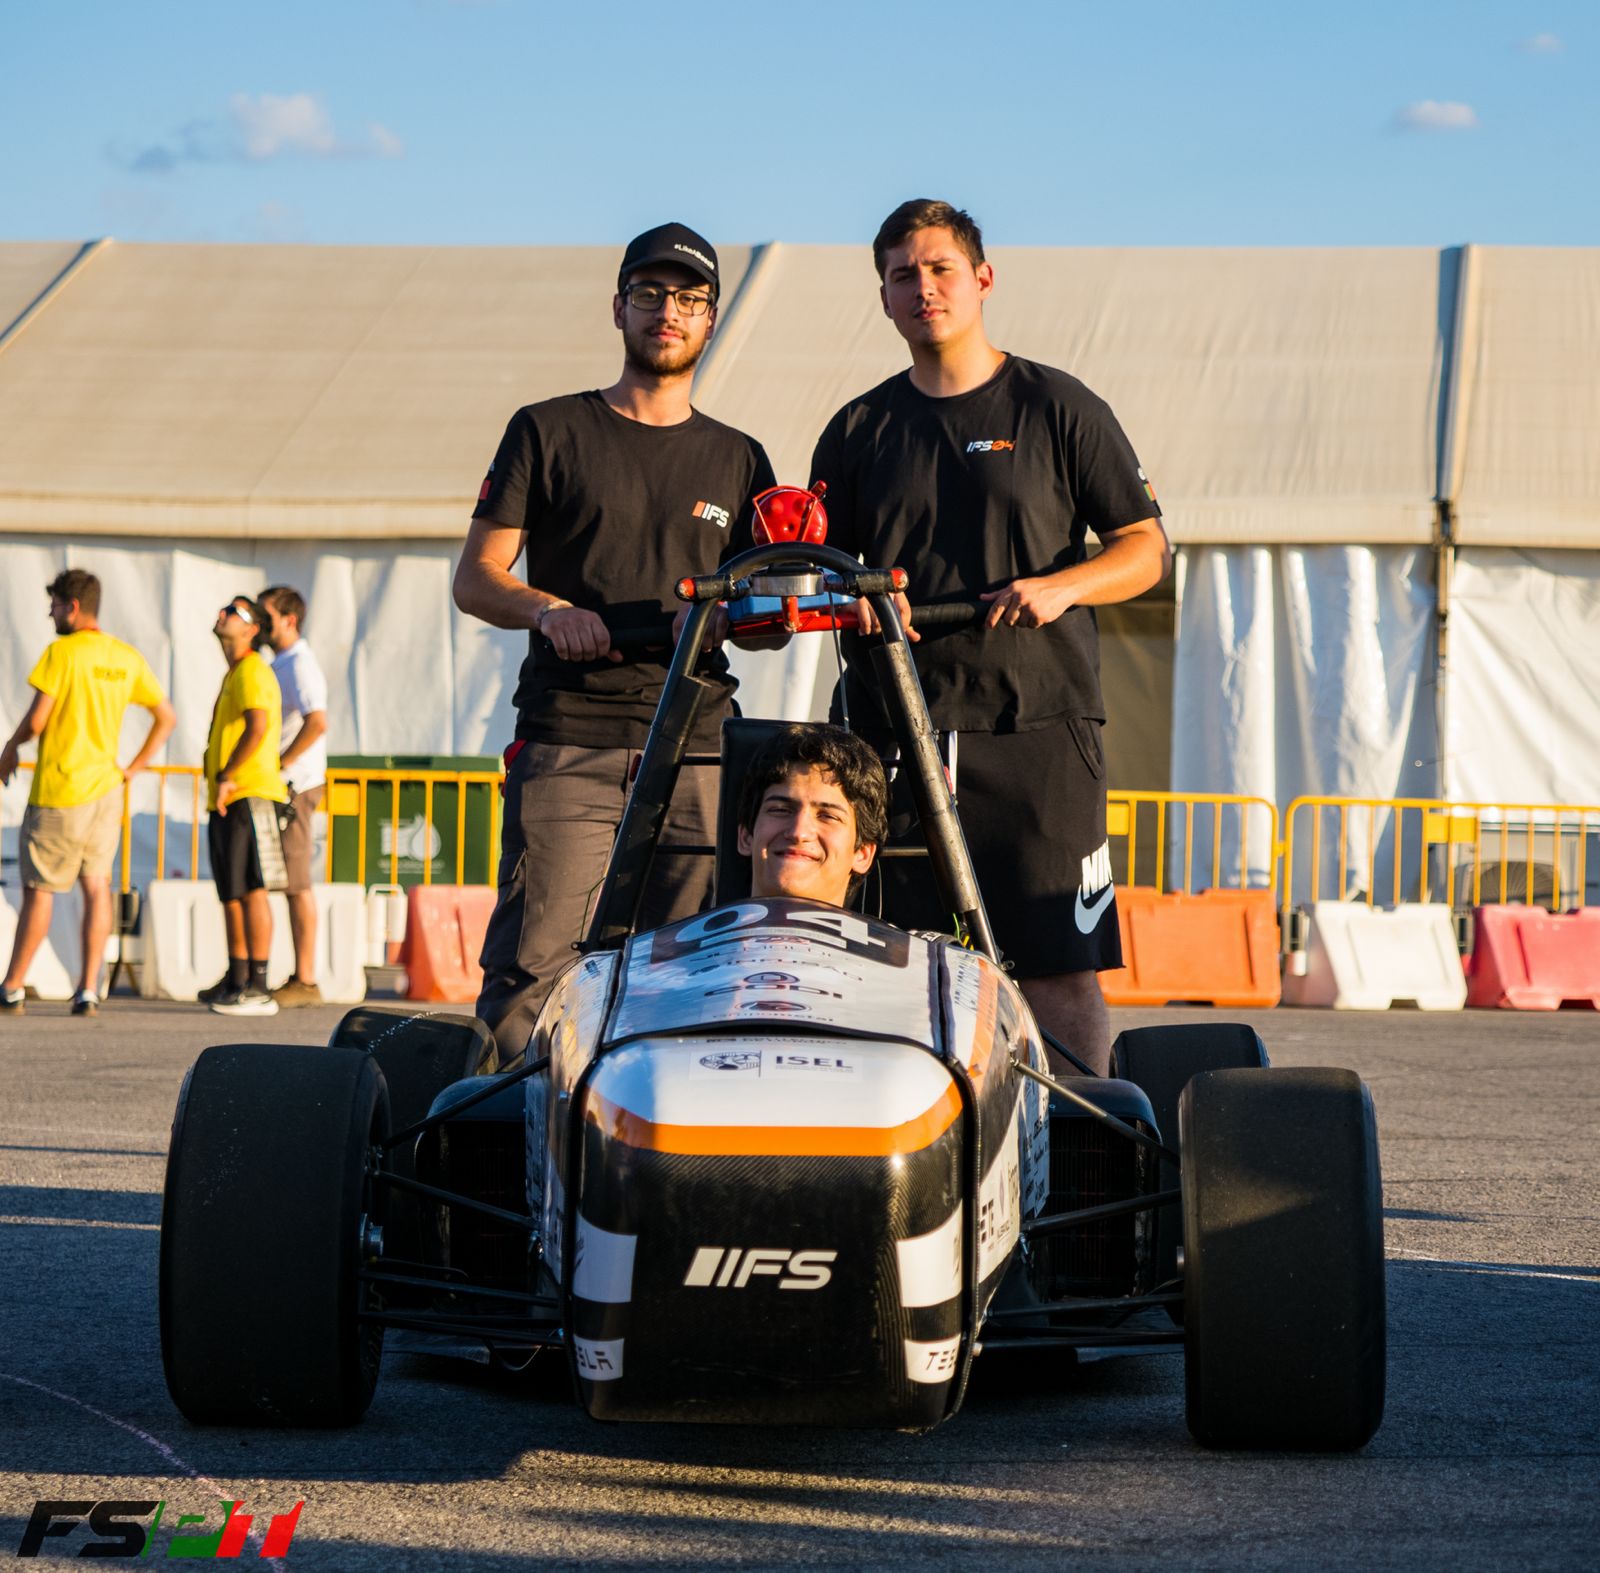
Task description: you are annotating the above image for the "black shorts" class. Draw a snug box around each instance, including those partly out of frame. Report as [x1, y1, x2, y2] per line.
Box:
[208, 799, 289, 903]
[870, 718, 1121, 979]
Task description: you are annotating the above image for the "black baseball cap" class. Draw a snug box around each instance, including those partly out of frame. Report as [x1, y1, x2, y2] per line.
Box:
[618, 222, 720, 297]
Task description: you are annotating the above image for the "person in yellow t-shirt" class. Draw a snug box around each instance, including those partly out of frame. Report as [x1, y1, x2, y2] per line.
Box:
[1, 569, 175, 1018]
[200, 595, 289, 1017]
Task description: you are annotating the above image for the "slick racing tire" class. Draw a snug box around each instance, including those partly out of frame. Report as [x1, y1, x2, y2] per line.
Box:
[1180, 1067, 1385, 1451]
[160, 1044, 389, 1426]
[327, 1007, 499, 1269]
[1111, 1023, 1269, 1319]
[328, 1007, 500, 1126]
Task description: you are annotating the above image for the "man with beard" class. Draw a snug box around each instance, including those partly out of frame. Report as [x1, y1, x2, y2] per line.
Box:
[455, 223, 775, 1057]
[1, 569, 174, 1017]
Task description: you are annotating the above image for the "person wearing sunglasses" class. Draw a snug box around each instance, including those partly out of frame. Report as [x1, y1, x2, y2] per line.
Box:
[455, 222, 776, 1059]
[198, 595, 289, 1016]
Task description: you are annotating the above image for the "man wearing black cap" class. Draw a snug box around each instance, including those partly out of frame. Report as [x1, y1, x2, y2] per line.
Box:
[455, 222, 775, 1057]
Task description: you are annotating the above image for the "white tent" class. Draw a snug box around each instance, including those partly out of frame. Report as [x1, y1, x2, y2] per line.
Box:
[2, 239, 1597, 898]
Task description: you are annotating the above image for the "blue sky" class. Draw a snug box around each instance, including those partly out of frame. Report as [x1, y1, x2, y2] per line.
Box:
[4, 0, 1594, 248]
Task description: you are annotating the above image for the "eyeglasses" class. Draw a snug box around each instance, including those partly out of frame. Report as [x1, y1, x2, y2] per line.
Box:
[622, 283, 714, 317]
[220, 603, 255, 625]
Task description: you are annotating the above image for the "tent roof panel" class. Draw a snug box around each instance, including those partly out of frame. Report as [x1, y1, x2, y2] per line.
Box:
[1452, 247, 1600, 547]
[0, 242, 86, 337]
[694, 246, 1444, 545]
[0, 241, 751, 535]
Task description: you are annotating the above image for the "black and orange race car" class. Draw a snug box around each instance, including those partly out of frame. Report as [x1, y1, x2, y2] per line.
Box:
[159, 510, 1385, 1448]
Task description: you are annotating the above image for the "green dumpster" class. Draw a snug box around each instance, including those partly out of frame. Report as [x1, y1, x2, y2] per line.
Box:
[325, 754, 502, 888]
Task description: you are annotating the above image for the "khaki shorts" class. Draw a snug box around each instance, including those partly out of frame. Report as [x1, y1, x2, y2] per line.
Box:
[21, 791, 123, 892]
[281, 785, 325, 893]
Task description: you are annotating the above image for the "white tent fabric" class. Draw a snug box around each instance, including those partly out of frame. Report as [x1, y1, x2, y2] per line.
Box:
[0, 242, 753, 539]
[1171, 544, 1437, 896]
[1446, 548, 1600, 803]
[0, 532, 807, 887]
[4, 238, 1598, 852]
[696, 244, 1445, 546]
[1450, 249, 1600, 548]
[0, 242, 84, 335]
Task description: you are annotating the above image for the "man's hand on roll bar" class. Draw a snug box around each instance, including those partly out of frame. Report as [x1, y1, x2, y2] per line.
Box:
[540, 604, 623, 663]
[851, 591, 920, 642]
[980, 573, 1076, 629]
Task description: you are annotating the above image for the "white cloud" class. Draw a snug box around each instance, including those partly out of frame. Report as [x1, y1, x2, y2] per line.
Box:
[230, 93, 338, 160]
[1393, 100, 1480, 133]
[1520, 33, 1564, 54]
[368, 122, 405, 159]
[111, 93, 403, 172]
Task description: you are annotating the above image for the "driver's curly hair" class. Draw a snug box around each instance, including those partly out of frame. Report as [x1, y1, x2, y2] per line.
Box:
[738, 724, 889, 852]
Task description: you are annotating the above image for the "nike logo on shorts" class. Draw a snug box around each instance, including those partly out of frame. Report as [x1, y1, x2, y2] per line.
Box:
[1074, 883, 1116, 934]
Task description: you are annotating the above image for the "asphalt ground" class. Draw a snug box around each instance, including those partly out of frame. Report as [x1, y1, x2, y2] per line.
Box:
[1, 996, 1596, 1570]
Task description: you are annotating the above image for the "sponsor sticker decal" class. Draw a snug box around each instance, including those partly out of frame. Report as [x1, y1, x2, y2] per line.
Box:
[696, 1049, 763, 1074]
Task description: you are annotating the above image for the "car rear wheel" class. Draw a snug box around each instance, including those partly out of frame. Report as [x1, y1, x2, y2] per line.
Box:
[1180, 1066, 1385, 1450]
[160, 1044, 388, 1426]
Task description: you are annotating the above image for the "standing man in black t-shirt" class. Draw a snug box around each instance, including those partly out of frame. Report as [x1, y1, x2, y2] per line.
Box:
[455, 223, 776, 1057]
[809, 200, 1171, 1076]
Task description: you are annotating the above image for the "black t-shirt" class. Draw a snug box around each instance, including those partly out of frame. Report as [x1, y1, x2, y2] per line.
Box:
[809, 355, 1160, 733]
[474, 391, 776, 748]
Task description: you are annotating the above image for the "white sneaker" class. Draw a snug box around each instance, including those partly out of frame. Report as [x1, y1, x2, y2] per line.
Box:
[209, 985, 279, 1017]
[71, 990, 99, 1017]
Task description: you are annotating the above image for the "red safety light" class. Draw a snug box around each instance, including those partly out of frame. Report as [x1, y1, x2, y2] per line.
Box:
[890, 568, 908, 591]
[676, 577, 696, 602]
[752, 481, 829, 546]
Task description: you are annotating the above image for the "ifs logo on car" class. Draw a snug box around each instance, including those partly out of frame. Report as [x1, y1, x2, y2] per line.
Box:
[18, 1499, 303, 1558]
[682, 1247, 837, 1289]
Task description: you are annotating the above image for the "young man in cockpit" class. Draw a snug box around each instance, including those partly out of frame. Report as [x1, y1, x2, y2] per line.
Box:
[737, 725, 887, 908]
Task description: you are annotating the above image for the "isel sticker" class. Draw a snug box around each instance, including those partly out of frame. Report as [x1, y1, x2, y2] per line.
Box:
[767, 1052, 855, 1074]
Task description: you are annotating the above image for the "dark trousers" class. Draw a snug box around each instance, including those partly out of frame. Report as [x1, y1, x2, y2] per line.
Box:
[476, 740, 718, 1059]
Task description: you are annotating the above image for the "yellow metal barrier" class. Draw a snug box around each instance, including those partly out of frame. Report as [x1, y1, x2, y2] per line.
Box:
[323, 768, 504, 886]
[1282, 796, 1600, 916]
[10, 762, 503, 889]
[11, 762, 207, 886]
[1106, 790, 1280, 895]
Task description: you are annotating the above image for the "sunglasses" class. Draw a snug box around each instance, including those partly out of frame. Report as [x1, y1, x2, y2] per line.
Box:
[220, 603, 255, 625]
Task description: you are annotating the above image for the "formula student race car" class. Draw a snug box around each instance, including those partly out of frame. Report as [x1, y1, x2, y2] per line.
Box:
[159, 493, 1386, 1449]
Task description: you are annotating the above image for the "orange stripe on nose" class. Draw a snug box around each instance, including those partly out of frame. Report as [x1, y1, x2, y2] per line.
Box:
[582, 1083, 963, 1157]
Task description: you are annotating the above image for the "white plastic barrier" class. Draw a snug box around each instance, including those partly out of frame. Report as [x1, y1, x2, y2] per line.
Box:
[365, 884, 409, 969]
[0, 887, 118, 999]
[291, 883, 369, 1004]
[1281, 901, 1467, 1010]
[139, 880, 369, 1003]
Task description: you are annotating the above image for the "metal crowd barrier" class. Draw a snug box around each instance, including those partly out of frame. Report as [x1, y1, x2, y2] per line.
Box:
[1106, 789, 1280, 894]
[1282, 795, 1600, 922]
[322, 768, 503, 887]
[9, 762, 504, 891]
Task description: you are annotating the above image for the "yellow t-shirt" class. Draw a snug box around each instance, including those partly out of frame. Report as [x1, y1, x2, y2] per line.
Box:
[27, 631, 166, 808]
[204, 651, 288, 810]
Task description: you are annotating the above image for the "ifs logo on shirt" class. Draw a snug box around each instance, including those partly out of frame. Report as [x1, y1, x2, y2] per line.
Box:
[692, 500, 732, 529]
[965, 439, 1016, 454]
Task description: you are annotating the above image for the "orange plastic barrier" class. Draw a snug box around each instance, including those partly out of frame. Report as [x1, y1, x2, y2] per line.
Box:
[401, 885, 497, 1003]
[1099, 887, 1282, 1008]
[1466, 905, 1600, 1010]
